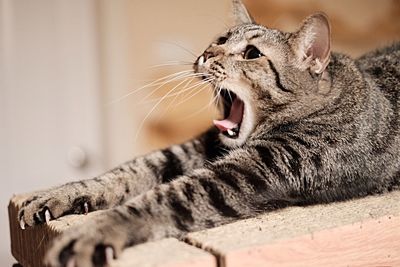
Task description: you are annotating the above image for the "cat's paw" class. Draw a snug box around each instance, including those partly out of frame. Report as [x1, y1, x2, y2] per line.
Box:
[45, 223, 120, 267]
[44, 210, 148, 267]
[18, 185, 92, 229]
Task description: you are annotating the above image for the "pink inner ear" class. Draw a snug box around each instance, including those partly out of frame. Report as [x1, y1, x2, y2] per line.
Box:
[308, 22, 330, 60]
[294, 13, 331, 73]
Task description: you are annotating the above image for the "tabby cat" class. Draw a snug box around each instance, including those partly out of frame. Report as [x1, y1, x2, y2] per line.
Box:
[17, 0, 400, 266]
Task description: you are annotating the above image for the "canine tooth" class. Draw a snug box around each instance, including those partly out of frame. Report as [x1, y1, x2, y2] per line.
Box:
[45, 210, 51, 223]
[20, 218, 26, 230]
[84, 202, 89, 215]
[105, 247, 114, 263]
[227, 129, 235, 136]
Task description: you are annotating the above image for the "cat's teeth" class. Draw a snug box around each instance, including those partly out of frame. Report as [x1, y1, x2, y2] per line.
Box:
[198, 55, 204, 66]
[83, 202, 89, 215]
[45, 209, 51, 223]
[105, 246, 114, 263]
[66, 258, 76, 267]
[227, 129, 235, 136]
[20, 218, 26, 230]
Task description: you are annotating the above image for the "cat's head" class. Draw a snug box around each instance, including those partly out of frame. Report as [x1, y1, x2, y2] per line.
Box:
[194, 0, 331, 147]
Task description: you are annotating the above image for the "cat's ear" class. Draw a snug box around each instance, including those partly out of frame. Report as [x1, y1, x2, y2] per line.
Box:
[292, 13, 331, 74]
[232, 0, 255, 25]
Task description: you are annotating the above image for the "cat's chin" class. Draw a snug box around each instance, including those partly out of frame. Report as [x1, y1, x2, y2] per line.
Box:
[213, 87, 255, 147]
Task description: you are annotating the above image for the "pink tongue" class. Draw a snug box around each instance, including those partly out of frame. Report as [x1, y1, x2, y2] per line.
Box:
[213, 97, 244, 132]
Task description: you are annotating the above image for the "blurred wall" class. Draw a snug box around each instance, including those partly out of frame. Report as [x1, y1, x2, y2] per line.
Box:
[98, 0, 229, 166]
[1, 0, 399, 265]
[245, 0, 400, 56]
[0, 0, 104, 265]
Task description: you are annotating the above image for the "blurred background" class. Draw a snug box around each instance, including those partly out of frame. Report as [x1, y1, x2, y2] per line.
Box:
[0, 0, 399, 265]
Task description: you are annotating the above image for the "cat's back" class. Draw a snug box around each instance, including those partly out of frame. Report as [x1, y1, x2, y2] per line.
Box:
[356, 42, 400, 96]
[358, 42, 400, 62]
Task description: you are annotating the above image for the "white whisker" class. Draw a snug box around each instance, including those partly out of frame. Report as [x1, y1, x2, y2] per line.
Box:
[140, 73, 209, 104]
[158, 77, 197, 116]
[169, 77, 212, 102]
[146, 61, 193, 69]
[173, 79, 213, 106]
[144, 77, 212, 105]
[134, 76, 202, 142]
[107, 70, 194, 106]
[178, 86, 219, 121]
[155, 40, 198, 58]
[194, 14, 230, 28]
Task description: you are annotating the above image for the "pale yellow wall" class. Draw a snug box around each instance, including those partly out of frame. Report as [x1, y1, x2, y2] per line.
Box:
[1, 1, 104, 265]
[99, 0, 230, 167]
[245, 0, 400, 56]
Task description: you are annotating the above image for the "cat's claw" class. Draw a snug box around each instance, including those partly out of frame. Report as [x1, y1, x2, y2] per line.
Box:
[45, 209, 51, 223]
[20, 218, 26, 230]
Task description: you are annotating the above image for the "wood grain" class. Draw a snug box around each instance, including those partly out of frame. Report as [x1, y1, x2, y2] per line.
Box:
[224, 215, 400, 267]
[188, 190, 400, 267]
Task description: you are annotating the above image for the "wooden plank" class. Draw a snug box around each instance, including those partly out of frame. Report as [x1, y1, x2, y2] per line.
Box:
[9, 195, 58, 267]
[187, 190, 400, 267]
[223, 215, 400, 267]
[8, 195, 216, 267]
[9, 191, 400, 267]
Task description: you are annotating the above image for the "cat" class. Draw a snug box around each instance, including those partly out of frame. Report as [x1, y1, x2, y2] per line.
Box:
[17, 0, 400, 266]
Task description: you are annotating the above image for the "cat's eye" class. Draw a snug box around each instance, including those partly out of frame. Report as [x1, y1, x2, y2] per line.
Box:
[243, 45, 263, 60]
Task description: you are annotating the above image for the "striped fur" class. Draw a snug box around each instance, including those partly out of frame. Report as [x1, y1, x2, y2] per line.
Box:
[18, 2, 400, 266]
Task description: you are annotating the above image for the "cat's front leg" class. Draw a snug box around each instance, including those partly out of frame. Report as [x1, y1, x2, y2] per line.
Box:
[18, 128, 224, 228]
[17, 172, 136, 229]
[18, 150, 177, 228]
[45, 147, 293, 267]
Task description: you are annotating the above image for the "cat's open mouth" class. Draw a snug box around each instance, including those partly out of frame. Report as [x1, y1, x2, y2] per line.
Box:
[213, 89, 245, 139]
